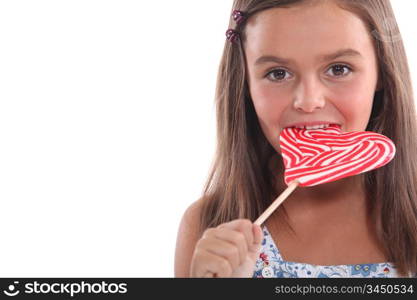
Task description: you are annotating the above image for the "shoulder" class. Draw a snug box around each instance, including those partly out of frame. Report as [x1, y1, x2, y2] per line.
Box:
[174, 197, 206, 277]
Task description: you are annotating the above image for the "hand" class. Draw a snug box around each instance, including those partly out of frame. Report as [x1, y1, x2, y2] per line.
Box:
[190, 219, 264, 278]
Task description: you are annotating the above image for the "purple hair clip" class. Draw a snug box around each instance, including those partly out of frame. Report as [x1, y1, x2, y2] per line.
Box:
[225, 29, 239, 43]
[225, 10, 246, 43]
[232, 10, 246, 25]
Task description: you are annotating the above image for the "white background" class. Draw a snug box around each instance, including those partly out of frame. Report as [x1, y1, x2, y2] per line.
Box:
[0, 1, 415, 277]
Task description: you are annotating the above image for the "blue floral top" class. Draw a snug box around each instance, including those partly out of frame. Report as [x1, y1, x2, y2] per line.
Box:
[252, 225, 415, 278]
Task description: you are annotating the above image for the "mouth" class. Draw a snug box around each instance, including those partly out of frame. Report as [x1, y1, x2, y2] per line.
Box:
[284, 123, 342, 130]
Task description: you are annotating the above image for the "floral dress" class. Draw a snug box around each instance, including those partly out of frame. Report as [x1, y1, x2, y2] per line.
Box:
[252, 225, 414, 278]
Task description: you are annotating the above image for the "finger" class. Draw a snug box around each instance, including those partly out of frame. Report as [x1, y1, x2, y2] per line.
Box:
[202, 227, 248, 260]
[202, 271, 215, 278]
[215, 228, 248, 265]
[199, 249, 233, 278]
[218, 219, 254, 248]
[203, 271, 219, 278]
[199, 236, 241, 270]
[249, 224, 264, 252]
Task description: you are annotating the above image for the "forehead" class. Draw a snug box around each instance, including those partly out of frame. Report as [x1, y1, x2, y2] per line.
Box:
[244, 2, 374, 63]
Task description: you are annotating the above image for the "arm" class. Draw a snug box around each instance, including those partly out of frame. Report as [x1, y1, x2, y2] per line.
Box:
[174, 198, 204, 277]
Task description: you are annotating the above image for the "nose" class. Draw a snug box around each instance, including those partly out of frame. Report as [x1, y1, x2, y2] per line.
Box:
[293, 77, 326, 113]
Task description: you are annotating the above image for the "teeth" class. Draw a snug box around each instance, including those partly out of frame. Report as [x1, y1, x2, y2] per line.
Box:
[294, 124, 330, 130]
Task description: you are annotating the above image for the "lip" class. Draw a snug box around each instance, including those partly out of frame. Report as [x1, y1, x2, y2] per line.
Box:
[284, 122, 341, 128]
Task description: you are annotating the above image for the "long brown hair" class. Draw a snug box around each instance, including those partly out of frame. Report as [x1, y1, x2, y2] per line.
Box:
[198, 0, 417, 277]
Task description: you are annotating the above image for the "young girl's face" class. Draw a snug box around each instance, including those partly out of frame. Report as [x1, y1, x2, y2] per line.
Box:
[244, 1, 380, 155]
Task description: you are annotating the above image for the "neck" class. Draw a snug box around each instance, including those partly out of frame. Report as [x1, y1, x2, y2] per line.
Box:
[287, 175, 366, 213]
[291, 174, 365, 201]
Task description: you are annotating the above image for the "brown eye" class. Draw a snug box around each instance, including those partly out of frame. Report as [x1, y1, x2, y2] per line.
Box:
[327, 64, 352, 77]
[265, 69, 291, 82]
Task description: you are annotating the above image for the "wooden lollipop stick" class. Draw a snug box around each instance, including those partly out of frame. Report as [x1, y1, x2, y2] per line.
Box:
[254, 180, 299, 226]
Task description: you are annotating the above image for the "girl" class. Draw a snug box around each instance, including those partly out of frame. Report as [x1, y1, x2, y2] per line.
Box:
[175, 0, 417, 278]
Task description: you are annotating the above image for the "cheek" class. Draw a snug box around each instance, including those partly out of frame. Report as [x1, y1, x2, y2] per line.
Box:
[330, 77, 375, 130]
[250, 85, 289, 123]
[250, 85, 290, 154]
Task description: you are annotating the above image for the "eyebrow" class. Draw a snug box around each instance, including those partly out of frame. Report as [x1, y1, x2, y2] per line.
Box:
[254, 48, 363, 66]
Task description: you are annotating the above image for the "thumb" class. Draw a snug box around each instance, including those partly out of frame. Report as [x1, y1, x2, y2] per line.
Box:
[249, 223, 264, 253]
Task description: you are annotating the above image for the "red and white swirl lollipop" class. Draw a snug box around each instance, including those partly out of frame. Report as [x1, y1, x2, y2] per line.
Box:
[254, 124, 396, 225]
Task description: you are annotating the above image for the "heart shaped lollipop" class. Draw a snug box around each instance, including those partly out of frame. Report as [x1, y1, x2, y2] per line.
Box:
[254, 125, 396, 226]
[280, 124, 396, 187]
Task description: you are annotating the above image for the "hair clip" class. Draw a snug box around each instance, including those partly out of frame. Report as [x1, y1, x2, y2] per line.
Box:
[232, 10, 246, 25]
[225, 29, 239, 43]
